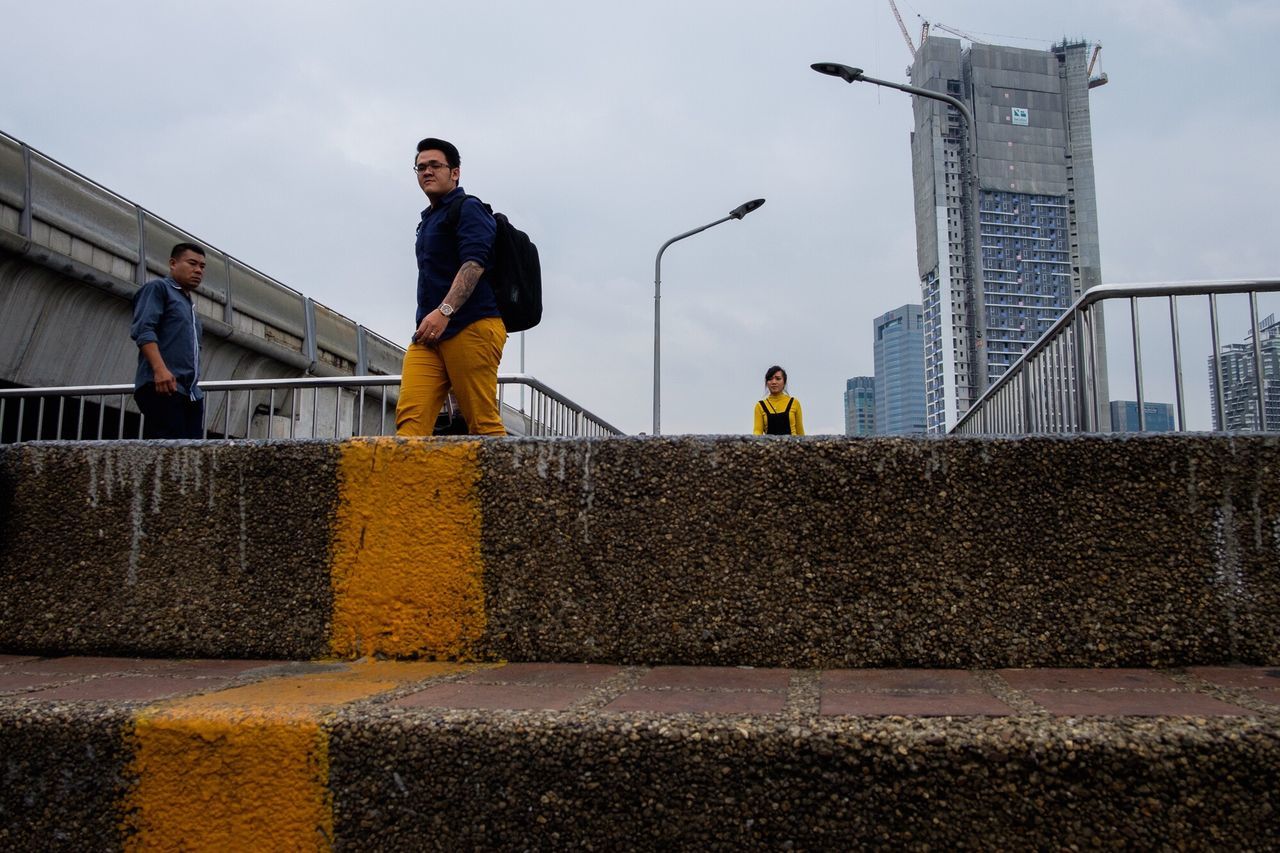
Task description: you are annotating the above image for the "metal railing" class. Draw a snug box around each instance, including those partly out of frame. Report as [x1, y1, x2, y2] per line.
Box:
[0, 374, 623, 442]
[952, 278, 1280, 435]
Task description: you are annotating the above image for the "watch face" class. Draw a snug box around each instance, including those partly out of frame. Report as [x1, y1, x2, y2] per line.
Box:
[440, 304, 453, 316]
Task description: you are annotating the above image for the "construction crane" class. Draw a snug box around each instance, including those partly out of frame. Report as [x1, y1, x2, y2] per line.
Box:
[930, 21, 987, 44]
[887, 0, 916, 55]
[1087, 41, 1108, 89]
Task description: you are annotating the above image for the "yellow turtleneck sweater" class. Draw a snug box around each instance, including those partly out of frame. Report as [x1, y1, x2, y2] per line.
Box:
[753, 393, 804, 435]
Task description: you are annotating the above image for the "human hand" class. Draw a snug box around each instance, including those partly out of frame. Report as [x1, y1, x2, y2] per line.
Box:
[413, 310, 449, 346]
[154, 366, 177, 394]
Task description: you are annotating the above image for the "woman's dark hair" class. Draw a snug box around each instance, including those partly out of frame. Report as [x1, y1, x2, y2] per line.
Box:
[764, 365, 787, 384]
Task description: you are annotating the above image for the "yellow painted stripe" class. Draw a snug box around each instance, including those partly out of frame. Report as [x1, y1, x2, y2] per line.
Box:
[330, 438, 487, 659]
[124, 661, 472, 851]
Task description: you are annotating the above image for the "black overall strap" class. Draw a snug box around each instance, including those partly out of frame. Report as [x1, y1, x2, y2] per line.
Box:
[763, 398, 792, 435]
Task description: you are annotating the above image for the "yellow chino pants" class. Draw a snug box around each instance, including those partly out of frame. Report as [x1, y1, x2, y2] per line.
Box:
[396, 316, 507, 436]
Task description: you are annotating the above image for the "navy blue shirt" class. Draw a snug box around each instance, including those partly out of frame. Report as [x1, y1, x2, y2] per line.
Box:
[416, 186, 500, 341]
[130, 276, 203, 400]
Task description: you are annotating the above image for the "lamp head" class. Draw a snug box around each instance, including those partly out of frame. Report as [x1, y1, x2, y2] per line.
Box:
[810, 62, 864, 83]
[729, 198, 766, 220]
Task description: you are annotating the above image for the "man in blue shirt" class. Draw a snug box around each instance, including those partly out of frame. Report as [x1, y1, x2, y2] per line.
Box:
[396, 137, 507, 436]
[130, 242, 206, 439]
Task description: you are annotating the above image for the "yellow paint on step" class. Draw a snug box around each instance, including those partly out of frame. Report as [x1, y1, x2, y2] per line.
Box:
[331, 438, 487, 659]
[124, 660, 474, 851]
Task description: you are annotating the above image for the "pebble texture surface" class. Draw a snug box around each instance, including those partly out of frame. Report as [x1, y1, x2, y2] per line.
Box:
[0, 656, 1277, 850]
[477, 434, 1280, 667]
[1, 435, 1278, 666]
[0, 441, 340, 659]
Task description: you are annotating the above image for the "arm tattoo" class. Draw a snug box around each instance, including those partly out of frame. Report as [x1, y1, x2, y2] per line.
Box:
[443, 261, 485, 309]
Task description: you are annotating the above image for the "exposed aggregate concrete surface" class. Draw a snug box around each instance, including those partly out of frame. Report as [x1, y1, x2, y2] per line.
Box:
[478, 434, 1280, 667]
[0, 441, 339, 659]
[0, 703, 132, 850]
[1, 658, 1277, 849]
[327, 708, 1279, 850]
[1, 435, 1278, 667]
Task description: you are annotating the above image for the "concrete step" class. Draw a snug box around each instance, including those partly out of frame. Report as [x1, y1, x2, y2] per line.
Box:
[1, 654, 1277, 849]
[2, 436, 1279, 666]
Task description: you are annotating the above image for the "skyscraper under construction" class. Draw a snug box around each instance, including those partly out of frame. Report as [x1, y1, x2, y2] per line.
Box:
[908, 36, 1104, 432]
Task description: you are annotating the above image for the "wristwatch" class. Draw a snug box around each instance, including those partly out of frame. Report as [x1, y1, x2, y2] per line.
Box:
[439, 302, 455, 317]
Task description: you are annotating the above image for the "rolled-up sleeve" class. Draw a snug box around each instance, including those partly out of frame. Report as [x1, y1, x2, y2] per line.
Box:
[130, 281, 164, 347]
[455, 197, 497, 267]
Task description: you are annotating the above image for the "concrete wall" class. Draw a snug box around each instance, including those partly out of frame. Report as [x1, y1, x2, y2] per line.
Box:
[1, 435, 1278, 667]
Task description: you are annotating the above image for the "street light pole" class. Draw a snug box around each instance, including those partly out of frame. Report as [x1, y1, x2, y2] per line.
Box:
[653, 198, 766, 435]
[811, 62, 986, 425]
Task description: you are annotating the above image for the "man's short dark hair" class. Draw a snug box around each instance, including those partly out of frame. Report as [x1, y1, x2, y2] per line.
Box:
[416, 137, 460, 169]
[170, 241, 206, 260]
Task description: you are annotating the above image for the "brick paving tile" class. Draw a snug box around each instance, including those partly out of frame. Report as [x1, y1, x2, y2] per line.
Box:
[0, 655, 39, 666]
[1028, 691, 1255, 717]
[821, 692, 1013, 717]
[636, 666, 792, 692]
[605, 689, 786, 715]
[158, 660, 278, 678]
[21, 676, 231, 702]
[1188, 667, 1280, 690]
[0, 672, 78, 694]
[394, 683, 589, 712]
[460, 662, 622, 687]
[823, 669, 986, 693]
[999, 668, 1180, 691]
[9, 656, 181, 676]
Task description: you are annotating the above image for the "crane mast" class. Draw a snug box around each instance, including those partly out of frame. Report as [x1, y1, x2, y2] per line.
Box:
[887, 0, 916, 55]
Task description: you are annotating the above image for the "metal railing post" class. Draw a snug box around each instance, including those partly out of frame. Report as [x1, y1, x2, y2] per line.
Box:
[1249, 291, 1267, 431]
[1169, 295, 1186, 431]
[1209, 293, 1225, 430]
[1130, 297, 1146, 432]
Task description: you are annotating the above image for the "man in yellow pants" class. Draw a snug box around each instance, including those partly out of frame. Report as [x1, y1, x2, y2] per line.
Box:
[397, 137, 506, 437]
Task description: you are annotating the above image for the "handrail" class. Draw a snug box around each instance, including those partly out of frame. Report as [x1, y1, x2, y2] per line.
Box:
[952, 278, 1280, 435]
[0, 374, 624, 440]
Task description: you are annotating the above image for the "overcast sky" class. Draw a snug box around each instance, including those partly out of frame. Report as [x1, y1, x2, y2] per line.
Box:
[3, 0, 1278, 434]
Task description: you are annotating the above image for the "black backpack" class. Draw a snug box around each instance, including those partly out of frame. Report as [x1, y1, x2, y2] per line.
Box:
[443, 194, 542, 333]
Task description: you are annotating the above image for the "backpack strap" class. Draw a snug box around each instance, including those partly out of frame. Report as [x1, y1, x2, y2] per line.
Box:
[416, 192, 488, 236]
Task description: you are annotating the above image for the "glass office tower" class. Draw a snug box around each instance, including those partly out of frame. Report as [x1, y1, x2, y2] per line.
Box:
[873, 305, 927, 435]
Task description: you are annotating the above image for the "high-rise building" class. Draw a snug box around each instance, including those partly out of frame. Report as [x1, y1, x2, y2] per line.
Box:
[1109, 401, 1176, 433]
[908, 36, 1104, 432]
[873, 304, 927, 434]
[1209, 313, 1280, 431]
[845, 377, 875, 436]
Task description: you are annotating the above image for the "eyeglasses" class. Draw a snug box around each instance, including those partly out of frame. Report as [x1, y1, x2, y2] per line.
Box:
[413, 161, 451, 173]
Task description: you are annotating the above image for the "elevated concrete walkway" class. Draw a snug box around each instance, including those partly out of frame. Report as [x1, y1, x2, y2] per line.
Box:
[2, 654, 1277, 849]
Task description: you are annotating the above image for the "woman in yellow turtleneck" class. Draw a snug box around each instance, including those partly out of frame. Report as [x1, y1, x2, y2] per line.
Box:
[753, 365, 805, 435]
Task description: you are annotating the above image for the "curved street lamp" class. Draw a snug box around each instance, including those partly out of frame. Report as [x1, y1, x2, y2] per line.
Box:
[653, 198, 766, 435]
[811, 61, 986, 418]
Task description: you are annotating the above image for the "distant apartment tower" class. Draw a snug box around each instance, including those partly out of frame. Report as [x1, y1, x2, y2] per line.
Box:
[1209, 313, 1280, 431]
[908, 36, 1104, 432]
[845, 377, 875, 436]
[873, 304, 927, 434]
